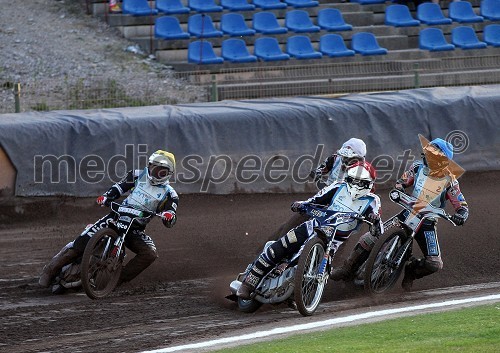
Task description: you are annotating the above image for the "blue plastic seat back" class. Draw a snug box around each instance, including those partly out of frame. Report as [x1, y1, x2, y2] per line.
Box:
[419, 27, 455, 50]
[287, 35, 317, 55]
[188, 41, 224, 64]
[221, 0, 256, 11]
[156, 0, 190, 14]
[222, 38, 258, 62]
[253, 12, 288, 34]
[449, 1, 484, 23]
[484, 24, 500, 46]
[255, 37, 290, 60]
[481, 0, 500, 20]
[188, 14, 223, 37]
[452, 26, 487, 49]
[286, 10, 320, 32]
[351, 32, 387, 55]
[189, 0, 223, 12]
[221, 13, 256, 36]
[123, 0, 159, 16]
[385, 4, 420, 27]
[417, 3, 452, 25]
[254, 0, 287, 10]
[320, 33, 350, 52]
[318, 8, 353, 31]
[155, 16, 190, 39]
[285, 0, 319, 8]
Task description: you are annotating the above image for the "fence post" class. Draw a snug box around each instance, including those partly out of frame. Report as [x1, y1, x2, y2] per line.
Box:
[413, 62, 420, 89]
[14, 83, 21, 113]
[210, 74, 218, 102]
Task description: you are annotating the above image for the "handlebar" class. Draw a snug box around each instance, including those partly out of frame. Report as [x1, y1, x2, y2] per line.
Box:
[388, 189, 457, 226]
[109, 201, 162, 218]
[301, 203, 374, 226]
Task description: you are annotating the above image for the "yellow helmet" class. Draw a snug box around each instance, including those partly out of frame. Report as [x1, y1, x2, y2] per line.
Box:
[147, 150, 175, 185]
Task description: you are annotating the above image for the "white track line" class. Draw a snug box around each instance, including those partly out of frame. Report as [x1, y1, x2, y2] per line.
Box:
[141, 294, 500, 353]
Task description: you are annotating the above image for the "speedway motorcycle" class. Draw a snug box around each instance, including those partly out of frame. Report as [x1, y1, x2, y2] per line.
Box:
[364, 189, 457, 295]
[228, 204, 374, 316]
[80, 201, 160, 299]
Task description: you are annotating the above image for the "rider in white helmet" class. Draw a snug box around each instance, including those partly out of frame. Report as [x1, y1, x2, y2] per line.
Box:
[238, 162, 382, 300]
[39, 150, 179, 293]
[267, 138, 367, 242]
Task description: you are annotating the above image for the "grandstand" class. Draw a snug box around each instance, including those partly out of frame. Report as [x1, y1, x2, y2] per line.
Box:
[87, 0, 500, 100]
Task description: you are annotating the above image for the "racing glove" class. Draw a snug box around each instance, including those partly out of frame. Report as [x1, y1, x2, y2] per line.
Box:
[451, 207, 468, 226]
[161, 211, 177, 228]
[291, 201, 306, 213]
[96, 195, 109, 207]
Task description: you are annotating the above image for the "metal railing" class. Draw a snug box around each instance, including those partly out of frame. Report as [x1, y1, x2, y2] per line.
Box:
[2, 56, 500, 114]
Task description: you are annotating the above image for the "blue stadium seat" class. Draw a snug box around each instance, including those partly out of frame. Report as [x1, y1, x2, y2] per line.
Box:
[156, 0, 190, 14]
[481, 0, 500, 21]
[417, 3, 452, 25]
[254, 37, 291, 61]
[287, 35, 323, 59]
[449, 1, 484, 23]
[221, 13, 256, 36]
[318, 8, 353, 31]
[484, 24, 500, 47]
[222, 38, 258, 62]
[319, 34, 355, 57]
[385, 4, 420, 27]
[285, 0, 319, 8]
[188, 14, 223, 38]
[350, 0, 386, 4]
[189, 0, 223, 13]
[351, 32, 388, 55]
[122, 0, 158, 16]
[221, 0, 256, 11]
[452, 26, 487, 49]
[253, 12, 288, 34]
[155, 16, 190, 39]
[286, 10, 321, 33]
[254, 0, 287, 10]
[419, 28, 455, 51]
[188, 41, 224, 64]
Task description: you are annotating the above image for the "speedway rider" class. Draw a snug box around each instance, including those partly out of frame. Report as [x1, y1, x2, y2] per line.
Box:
[39, 150, 179, 291]
[237, 161, 383, 300]
[268, 138, 367, 241]
[331, 138, 469, 291]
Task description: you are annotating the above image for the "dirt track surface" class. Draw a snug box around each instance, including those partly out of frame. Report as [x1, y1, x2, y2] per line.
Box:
[0, 171, 499, 352]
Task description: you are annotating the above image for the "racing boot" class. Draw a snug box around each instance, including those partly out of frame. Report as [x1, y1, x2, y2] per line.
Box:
[236, 250, 276, 300]
[330, 244, 370, 281]
[38, 246, 79, 288]
[401, 256, 424, 292]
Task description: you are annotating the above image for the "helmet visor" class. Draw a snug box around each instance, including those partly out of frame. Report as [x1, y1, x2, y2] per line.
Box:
[345, 176, 372, 189]
[148, 163, 172, 182]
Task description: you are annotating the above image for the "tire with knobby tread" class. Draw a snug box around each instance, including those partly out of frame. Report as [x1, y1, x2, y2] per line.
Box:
[81, 228, 122, 299]
[364, 229, 408, 295]
[294, 236, 327, 316]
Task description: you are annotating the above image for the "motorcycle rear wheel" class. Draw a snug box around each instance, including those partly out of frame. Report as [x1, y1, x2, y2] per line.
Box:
[364, 229, 409, 295]
[81, 228, 123, 299]
[294, 237, 326, 316]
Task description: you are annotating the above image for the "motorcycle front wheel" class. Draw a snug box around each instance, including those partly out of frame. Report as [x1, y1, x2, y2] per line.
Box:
[81, 228, 123, 299]
[364, 229, 409, 295]
[294, 237, 326, 316]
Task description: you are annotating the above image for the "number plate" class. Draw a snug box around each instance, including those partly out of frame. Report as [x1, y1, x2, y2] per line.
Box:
[118, 206, 143, 217]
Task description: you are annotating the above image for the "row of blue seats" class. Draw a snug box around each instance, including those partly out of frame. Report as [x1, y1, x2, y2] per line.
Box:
[122, 0, 318, 16]
[156, 9, 351, 40]
[188, 33, 388, 64]
[387, 2, 500, 27]
[420, 24, 500, 51]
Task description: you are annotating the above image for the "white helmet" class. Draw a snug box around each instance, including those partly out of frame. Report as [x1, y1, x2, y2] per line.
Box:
[337, 138, 367, 167]
[345, 161, 375, 200]
[147, 150, 175, 185]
